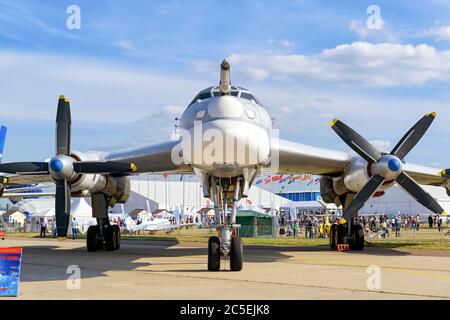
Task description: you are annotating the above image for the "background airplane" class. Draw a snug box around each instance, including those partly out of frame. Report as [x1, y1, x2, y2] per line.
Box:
[0, 60, 449, 272]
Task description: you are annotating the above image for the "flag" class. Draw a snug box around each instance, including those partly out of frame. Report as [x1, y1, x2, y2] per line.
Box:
[314, 178, 321, 184]
[279, 175, 292, 184]
[271, 175, 283, 182]
[255, 178, 263, 185]
[264, 175, 271, 184]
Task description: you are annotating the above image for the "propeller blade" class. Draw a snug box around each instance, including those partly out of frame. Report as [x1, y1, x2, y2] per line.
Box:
[396, 171, 445, 215]
[390, 112, 436, 160]
[341, 174, 385, 223]
[55, 179, 71, 239]
[73, 161, 137, 174]
[0, 162, 49, 174]
[330, 119, 382, 163]
[56, 95, 71, 156]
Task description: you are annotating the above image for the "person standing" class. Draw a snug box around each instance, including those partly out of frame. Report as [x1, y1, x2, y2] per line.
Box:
[428, 214, 433, 229]
[293, 220, 299, 238]
[438, 217, 443, 232]
[40, 219, 47, 238]
[71, 217, 78, 240]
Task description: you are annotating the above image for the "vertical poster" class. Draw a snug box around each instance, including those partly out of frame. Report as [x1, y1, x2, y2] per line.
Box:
[0, 248, 22, 297]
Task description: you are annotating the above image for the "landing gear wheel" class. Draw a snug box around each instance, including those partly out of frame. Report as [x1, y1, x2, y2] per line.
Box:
[87, 225, 100, 252]
[104, 225, 116, 251]
[208, 236, 221, 271]
[336, 224, 345, 246]
[230, 237, 243, 271]
[112, 225, 121, 250]
[350, 224, 364, 251]
[329, 224, 337, 249]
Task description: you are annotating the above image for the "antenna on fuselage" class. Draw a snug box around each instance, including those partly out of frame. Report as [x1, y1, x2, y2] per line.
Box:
[220, 59, 231, 95]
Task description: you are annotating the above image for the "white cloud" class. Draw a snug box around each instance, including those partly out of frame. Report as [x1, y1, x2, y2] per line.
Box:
[0, 50, 208, 124]
[228, 42, 450, 86]
[421, 25, 450, 41]
[267, 38, 294, 48]
[370, 140, 391, 153]
[348, 20, 370, 38]
[240, 67, 269, 81]
[117, 40, 137, 51]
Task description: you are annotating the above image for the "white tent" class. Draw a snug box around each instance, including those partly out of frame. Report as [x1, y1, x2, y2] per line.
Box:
[69, 198, 96, 234]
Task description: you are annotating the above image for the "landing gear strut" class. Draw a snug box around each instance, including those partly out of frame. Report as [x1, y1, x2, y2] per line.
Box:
[207, 176, 244, 271]
[329, 219, 364, 251]
[87, 218, 121, 252]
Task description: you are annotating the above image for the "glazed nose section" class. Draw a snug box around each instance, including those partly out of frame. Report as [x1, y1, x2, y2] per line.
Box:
[207, 96, 244, 119]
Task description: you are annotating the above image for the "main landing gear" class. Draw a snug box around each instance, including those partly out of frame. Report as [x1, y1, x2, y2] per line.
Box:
[207, 176, 244, 271]
[329, 219, 364, 251]
[87, 218, 121, 252]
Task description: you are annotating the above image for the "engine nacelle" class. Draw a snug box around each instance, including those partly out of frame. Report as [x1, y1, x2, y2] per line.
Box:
[67, 151, 130, 206]
[320, 157, 395, 204]
[343, 157, 370, 193]
[69, 151, 108, 194]
[102, 175, 131, 206]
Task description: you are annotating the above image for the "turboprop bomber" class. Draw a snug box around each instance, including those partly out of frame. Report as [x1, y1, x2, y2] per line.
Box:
[1, 59, 449, 271]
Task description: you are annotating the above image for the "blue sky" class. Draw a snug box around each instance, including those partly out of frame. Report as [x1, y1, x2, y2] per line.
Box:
[1, 0, 450, 167]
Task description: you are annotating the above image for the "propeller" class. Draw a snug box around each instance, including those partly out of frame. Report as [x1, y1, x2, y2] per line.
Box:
[330, 112, 445, 224]
[0, 95, 137, 239]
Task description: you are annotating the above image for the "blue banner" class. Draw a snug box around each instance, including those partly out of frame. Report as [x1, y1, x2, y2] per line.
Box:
[0, 248, 22, 297]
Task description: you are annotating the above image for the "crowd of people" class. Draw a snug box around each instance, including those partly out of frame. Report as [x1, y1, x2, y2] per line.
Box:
[275, 212, 448, 239]
[278, 214, 332, 239]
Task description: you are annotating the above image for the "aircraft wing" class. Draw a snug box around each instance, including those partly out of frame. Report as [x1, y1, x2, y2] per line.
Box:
[1, 192, 55, 198]
[103, 139, 192, 174]
[273, 138, 447, 187]
[1, 139, 192, 186]
[273, 138, 351, 176]
[2, 172, 53, 186]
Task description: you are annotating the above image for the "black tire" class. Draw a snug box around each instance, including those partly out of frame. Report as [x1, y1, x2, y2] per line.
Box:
[336, 224, 346, 245]
[104, 225, 115, 251]
[350, 224, 365, 251]
[329, 224, 337, 249]
[230, 237, 243, 271]
[87, 225, 99, 252]
[112, 225, 121, 250]
[208, 236, 221, 271]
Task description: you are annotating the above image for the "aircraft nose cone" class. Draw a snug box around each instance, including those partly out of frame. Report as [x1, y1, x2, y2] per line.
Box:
[388, 158, 401, 172]
[208, 96, 244, 119]
[50, 159, 64, 172]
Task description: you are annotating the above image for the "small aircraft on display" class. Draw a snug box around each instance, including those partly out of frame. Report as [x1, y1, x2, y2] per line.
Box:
[0, 60, 449, 271]
[123, 214, 196, 233]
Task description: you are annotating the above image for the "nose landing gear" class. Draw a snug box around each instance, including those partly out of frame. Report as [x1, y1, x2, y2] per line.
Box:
[207, 176, 244, 271]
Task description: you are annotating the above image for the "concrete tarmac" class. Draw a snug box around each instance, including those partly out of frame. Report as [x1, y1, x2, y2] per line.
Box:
[2, 237, 450, 299]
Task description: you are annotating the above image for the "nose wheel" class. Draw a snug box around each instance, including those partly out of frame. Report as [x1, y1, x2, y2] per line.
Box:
[208, 236, 221, 271]
[207, 234, 244, 272]
[230, 236, 243, 271]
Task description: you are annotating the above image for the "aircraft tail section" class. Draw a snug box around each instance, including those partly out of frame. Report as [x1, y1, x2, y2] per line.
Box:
[0, 125, 7, 163]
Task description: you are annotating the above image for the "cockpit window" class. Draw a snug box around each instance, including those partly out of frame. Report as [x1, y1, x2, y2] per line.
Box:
[188, 86, 263, 107]
[189, 91, 212, 105]
[240, 92, 255, 101]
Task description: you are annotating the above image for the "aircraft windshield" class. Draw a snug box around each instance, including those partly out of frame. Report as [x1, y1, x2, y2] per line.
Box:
[188, 86, 263, 106]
